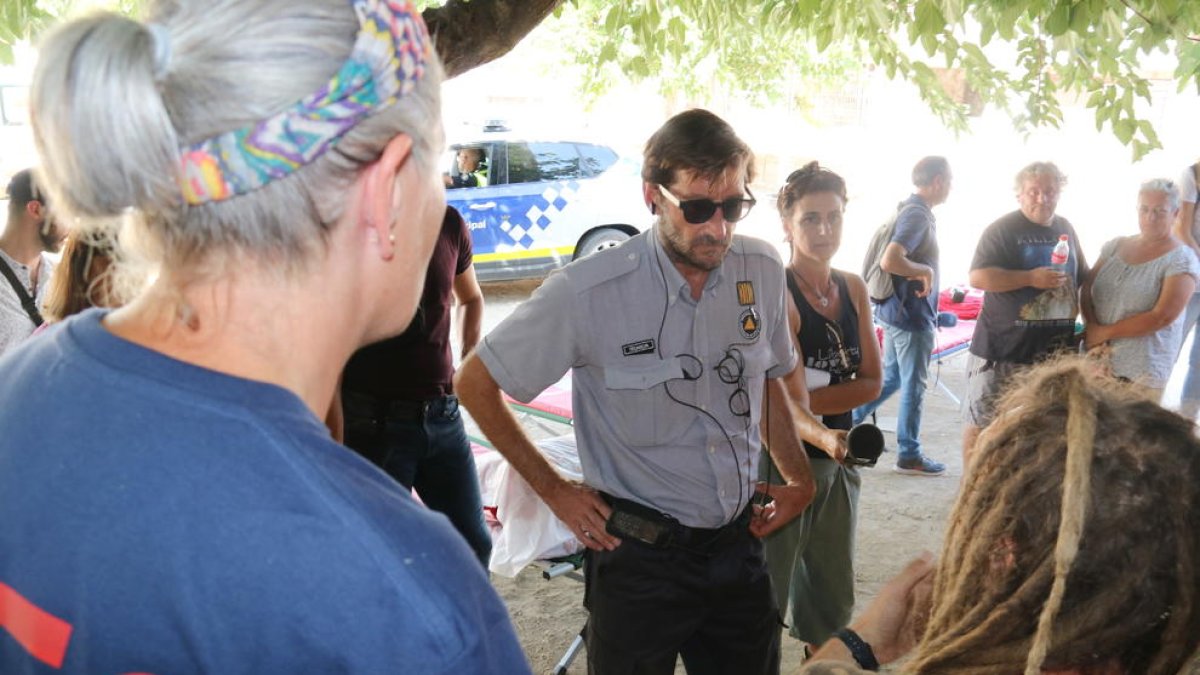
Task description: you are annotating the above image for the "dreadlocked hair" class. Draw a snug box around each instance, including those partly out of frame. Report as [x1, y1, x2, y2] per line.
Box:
[905, 357, 1200, 674]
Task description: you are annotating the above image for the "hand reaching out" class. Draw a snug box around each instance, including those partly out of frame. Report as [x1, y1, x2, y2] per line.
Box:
[807, 552, 938, 667]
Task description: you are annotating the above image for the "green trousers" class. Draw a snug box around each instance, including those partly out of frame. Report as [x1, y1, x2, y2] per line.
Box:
[759, 452, 861, 645]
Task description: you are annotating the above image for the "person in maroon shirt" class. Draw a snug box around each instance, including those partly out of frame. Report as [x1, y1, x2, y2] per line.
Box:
[338, 205, 491, 566]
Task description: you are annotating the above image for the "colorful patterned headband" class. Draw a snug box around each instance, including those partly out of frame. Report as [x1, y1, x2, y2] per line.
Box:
[178, 0, 431, 205]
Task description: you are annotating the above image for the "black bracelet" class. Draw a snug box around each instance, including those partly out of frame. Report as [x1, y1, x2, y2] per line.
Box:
[834, 627, 880, 671]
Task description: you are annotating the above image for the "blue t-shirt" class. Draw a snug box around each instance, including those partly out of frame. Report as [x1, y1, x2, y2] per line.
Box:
[875, 195, 938, 332]
[0, 310, 530, 674]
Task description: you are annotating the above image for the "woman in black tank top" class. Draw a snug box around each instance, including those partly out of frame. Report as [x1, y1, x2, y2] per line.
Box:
[759, 162, 883, 649]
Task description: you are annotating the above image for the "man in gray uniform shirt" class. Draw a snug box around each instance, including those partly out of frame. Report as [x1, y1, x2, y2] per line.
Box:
[457, 109, 845, 674]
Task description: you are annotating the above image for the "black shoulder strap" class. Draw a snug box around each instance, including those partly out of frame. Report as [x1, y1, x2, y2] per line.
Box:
[0, 255, 45, 327]
[785, 268, 808, 314]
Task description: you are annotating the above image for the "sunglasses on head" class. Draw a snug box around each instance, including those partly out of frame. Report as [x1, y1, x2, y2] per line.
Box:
[657, 184, 756, 225]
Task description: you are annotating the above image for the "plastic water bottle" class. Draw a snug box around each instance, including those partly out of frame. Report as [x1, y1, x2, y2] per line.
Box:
[1050, 235, 1069, 271]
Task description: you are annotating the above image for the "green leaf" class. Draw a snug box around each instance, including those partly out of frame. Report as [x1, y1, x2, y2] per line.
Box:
[1099, 53, 1119, 75]
[668, 16, 686, 44]
[1069, 2, 1091, 33]
[914, 0, 946, 35]
[996, 6, 1022, 40]
[631, 55, 650, 78]
[942, 0, 965, 24]
[962, 42, 987, 63]
[979, 20, 996, 46]
[598, 42, 617, 64]
[1137, 119, 1159, 145]
[920, 32, 939, 56]
[815, 24, 833, 51]
[1112, 117, 1134, 144]
[1045, 0, 1071, 36]
[604, 5, 622, 33]
[864, 0, 890, 29]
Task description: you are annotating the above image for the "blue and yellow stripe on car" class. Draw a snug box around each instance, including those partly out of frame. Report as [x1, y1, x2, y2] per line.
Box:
[473, 246, 575, 263]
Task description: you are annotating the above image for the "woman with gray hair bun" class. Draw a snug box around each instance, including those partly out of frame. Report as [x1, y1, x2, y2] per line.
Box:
[0, 1, 530, 673]
[1081, 178, 1200, 400]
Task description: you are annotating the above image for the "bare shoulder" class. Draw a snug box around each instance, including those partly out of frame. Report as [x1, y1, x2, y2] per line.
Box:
[836, 269, 871, 301]
[837, 269, 867, 292]
[735, 234, 785, 266]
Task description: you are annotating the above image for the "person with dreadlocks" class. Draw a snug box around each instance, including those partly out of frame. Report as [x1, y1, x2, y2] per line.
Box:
[800, 357, 1200, 674]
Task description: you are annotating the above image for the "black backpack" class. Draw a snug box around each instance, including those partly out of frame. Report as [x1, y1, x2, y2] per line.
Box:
[861, 201, 931, 303]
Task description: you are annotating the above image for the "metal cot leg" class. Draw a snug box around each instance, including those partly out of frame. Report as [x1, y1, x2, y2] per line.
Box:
[553, 625, 586, 675]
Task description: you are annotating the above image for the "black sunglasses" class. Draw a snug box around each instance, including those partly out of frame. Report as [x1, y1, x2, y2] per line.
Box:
[658, 184, 756, 225]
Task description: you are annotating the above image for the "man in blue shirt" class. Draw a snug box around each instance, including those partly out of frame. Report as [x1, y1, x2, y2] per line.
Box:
[854, 157, 952, 475]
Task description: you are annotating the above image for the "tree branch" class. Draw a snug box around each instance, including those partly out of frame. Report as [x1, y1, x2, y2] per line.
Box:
[423, 0, 565, 79]
[1118, 0, 1155, 29]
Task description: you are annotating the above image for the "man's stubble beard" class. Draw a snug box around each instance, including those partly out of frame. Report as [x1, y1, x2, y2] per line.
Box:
[657, 216, 730, 273]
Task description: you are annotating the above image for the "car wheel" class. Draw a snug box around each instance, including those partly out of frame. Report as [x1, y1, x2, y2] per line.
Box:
[575, 228, 630, 260]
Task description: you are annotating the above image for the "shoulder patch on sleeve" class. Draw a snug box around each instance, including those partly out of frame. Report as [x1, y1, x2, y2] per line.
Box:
[564, 235, 646, 292]
[734, 235, 785, 266]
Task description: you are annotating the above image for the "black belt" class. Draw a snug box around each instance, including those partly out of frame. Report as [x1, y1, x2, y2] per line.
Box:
[343, 391, 458, 422]
[601, 493, 752, 556]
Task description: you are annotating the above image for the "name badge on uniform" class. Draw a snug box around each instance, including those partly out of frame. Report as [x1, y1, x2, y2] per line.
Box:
[622, 339, 656, 357]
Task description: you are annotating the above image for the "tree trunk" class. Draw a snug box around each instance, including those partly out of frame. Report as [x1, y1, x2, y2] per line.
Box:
[423, 0, 564, 80]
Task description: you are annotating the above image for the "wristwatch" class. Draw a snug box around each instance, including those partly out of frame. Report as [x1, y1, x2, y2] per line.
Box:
[834, 627, 880, 671]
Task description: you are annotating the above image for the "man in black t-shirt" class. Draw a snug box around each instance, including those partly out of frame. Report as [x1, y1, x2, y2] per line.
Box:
[963, 162, 1088, 464]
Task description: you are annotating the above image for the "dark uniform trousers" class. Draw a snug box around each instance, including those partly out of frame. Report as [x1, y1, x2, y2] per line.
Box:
[583, 503, 781, 675]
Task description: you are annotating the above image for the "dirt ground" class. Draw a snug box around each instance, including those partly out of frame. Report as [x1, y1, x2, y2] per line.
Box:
[485, 310, 969, 674]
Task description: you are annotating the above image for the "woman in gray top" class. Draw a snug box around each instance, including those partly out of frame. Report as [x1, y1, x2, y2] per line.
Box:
[1081, 178, 1200, 398]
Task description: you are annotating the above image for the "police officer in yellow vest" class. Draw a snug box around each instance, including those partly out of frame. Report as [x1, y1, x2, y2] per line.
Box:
[445, 147, 488, 188]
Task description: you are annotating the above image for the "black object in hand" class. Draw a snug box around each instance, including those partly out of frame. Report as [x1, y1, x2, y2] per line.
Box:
[846, 423, 884, 467]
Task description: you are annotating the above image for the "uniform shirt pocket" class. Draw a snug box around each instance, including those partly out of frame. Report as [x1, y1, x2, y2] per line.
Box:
[603, 357, 695, 447]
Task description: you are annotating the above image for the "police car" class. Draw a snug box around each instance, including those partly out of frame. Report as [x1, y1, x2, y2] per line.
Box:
[445, 127, 648, 282]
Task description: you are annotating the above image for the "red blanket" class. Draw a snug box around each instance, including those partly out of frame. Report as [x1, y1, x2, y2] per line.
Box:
[938, 286, 984, 320]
